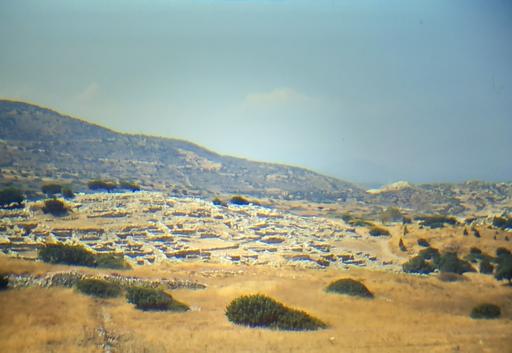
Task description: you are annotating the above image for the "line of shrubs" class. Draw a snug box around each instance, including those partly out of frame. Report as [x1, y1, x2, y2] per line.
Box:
[38, 243, 130, 269]
[75, 278, 189, 312]
[402, 246, 512, 284]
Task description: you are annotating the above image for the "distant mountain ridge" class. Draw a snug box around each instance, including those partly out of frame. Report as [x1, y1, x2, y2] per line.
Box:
[0, 100, 363, 201]
[1, 100, 511, 215]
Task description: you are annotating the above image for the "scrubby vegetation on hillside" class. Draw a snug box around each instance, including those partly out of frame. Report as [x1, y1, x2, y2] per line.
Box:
[0, 187, 24, 208]
[403, 248, 475, 275]
[118, 181, 141, 192]
[470, 303, 501, 319]
[492, 216, 512, 230]
[42, 199, 68, 216]
[76, 278, 121, 298]
[416, 215, 458, 228]
[38, 243, 130, 269]
[126, 287, 189, 311]
[225, 294, 326, 331]
[87, 179, 118, 193]
[495, 251, 512, 284]
[326, 278, 374, 298]
[229, 195, 250, 205]
[368, 226, 390, 237]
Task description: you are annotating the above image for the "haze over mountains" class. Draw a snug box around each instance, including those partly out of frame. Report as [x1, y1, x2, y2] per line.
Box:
[1, 100, 512, 214]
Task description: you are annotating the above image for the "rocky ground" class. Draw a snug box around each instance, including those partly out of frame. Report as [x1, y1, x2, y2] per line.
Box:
[0, 192, 406, 271]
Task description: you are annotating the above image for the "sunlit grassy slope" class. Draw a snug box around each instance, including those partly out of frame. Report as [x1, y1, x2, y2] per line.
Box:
[1, 256, 511, 353]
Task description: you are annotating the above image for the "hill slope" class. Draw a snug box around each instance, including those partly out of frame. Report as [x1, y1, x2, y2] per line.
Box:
[0, 100, 363, 200]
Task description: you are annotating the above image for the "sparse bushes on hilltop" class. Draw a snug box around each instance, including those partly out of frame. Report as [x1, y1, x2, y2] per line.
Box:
[470, 304, 501, 319]
[368, 226, 390, 237]
[42, 199, 68, 216]
[0, 187, 24, 208]
[325, 278, 374, 298]
[225, 294, 326, 331]
[126, 287, 189, 312]
[76, 278, 121, 298]
[38, 243, 130, 269]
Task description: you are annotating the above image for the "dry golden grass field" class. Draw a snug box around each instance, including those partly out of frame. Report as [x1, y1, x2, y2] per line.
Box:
[1, 255, 511, 353]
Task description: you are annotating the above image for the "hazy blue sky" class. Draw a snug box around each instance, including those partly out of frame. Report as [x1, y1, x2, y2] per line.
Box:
[1, 0, 511, 184]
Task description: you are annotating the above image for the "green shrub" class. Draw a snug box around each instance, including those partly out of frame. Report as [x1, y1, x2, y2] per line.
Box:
[325, 279, 373, 298]
[380, 207, 403, 223]
[225, 294, 326, 331]
[39, 244, 96, 267]
[403, 256, 436, 274]
[62, 187, 75, 199]
[492, 216, 512, 230]
[229, 195, 250, 206]
[480, 258, 494, 274]
[417, 238, 430, 247]
[416, 215, 458, 229]
[88, 180, 117, 193]
[212, 197, 227, 206]
[438, 252, 475, 275]
[118, 181, 141, 192]
[38, 243, 128, 269]
[76, 279, 121, 298]
[41, 183, 62, 196]
[496, 247, 511, 258]
[42, 199, 68, 216]
[348, 219, 373, 227]
[470, 304, 501, 319]
[126, 287, 189, 312]
[0, 187, 24, 208]
[495, 253, 512, 284]
[368, 226, 390, 237]
[96, 253, 130, 269]
[0, 274, 8, 290]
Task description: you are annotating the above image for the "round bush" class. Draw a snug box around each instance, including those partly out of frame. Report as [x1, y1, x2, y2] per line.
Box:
[76, 279, 121, 298]
[438, 252, 475, 275]
[225, 294, 326, 331]
[403, 256, 435, 274]
[326, 279, 374, 298]
[470, 304, 501, 319]
[42, 199, 68, 216]
[126, 287, 189, 312]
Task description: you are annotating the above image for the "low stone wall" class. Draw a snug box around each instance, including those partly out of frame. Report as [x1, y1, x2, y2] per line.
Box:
[6, 271, 207, 290]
